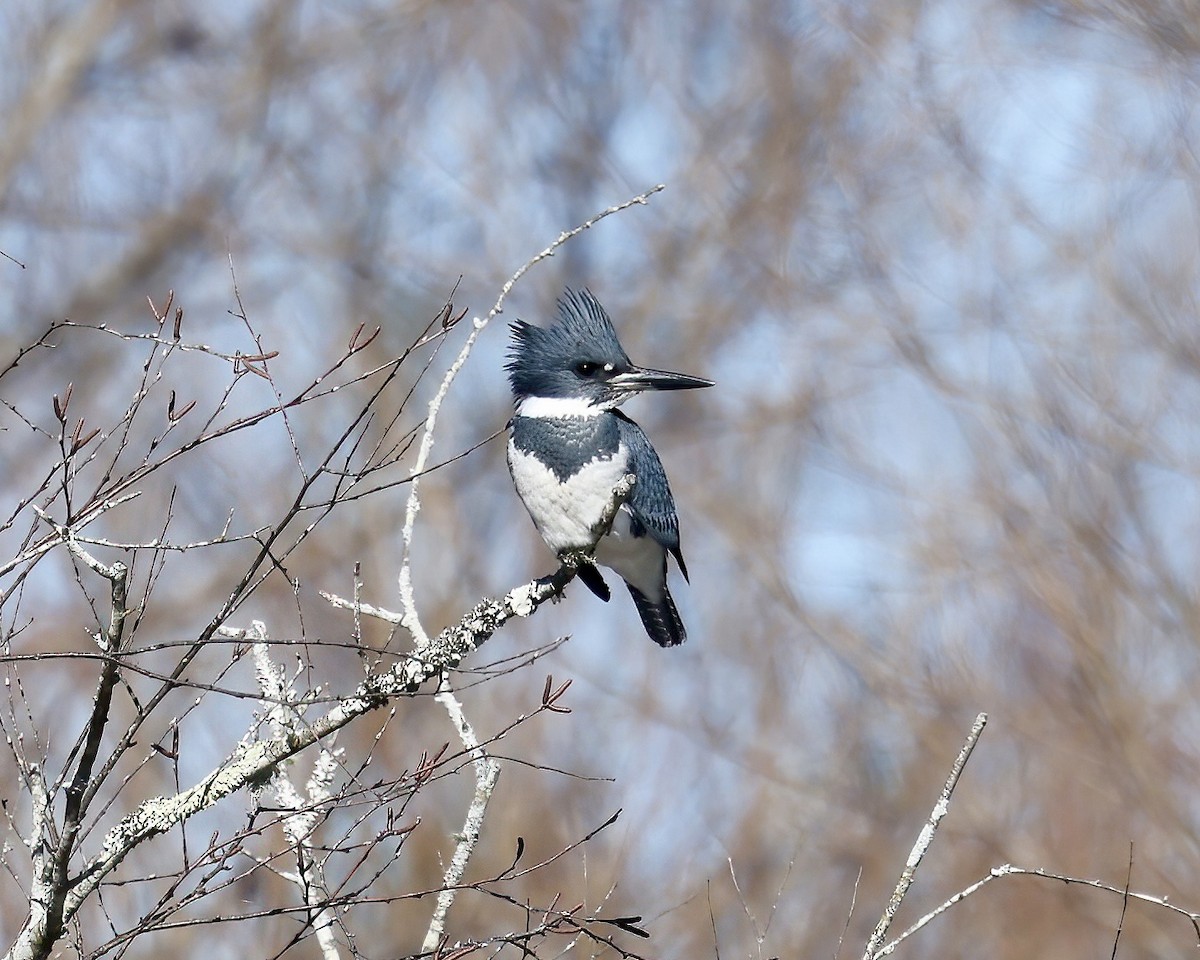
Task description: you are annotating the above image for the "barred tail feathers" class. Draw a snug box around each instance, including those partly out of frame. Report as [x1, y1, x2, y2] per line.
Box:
[627, 583, 686, 647]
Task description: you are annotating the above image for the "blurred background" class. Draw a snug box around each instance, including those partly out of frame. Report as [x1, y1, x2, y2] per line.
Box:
[3, 0, 1200, 957]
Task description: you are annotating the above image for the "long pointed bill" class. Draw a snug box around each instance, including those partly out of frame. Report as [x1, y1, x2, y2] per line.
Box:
[609, 365, 714, 393]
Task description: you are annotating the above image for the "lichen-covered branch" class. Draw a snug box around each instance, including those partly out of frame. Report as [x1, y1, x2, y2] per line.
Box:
[3, 520, 625, 960]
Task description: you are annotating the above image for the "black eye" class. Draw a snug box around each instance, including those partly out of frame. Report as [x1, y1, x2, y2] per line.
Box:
[575, 361, 600, 377]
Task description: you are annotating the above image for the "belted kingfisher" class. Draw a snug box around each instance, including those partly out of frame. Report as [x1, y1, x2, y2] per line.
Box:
[506, 288, 713, 647]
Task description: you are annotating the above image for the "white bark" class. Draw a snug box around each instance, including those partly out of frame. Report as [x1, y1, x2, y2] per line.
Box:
[2, 559, 591, 960]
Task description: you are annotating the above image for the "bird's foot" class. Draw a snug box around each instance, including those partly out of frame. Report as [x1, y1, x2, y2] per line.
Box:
[549, 550, 612, 603]
[534, 571, 567, 604]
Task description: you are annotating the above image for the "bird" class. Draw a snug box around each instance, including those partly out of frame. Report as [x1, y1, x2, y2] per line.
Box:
[505, 288, 713, 647]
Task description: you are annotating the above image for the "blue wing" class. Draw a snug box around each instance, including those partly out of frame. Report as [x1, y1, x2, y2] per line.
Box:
[613, 411, 689, 580]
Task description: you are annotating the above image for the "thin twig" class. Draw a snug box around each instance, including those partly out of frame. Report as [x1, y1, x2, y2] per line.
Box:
[837, 867, 862, 960]
[862, 712, 987, 960]
[319, 593, 403, 624]
[878, 861, 1200, 955]
[396, 184, 665, 648]
[994, 864, 1200, 937]
[1111, 843, 1134, 960]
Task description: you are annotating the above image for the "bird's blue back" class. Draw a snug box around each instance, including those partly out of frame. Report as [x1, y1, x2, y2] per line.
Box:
[613, 410, 688, 580]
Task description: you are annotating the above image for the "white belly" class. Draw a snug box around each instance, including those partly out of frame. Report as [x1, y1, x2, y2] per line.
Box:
[508, 440, 630, 555]
[593, 505, 667, 601]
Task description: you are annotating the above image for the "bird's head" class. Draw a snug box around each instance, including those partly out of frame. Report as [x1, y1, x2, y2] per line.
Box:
[506, 288, 713, 410]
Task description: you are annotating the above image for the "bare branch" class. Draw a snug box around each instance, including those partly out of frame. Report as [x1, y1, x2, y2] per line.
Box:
[18, 531, 618, 951]
[319, 592, 403, 625]
[863, 712, 988, 960]
[421, 680, 501, 953]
